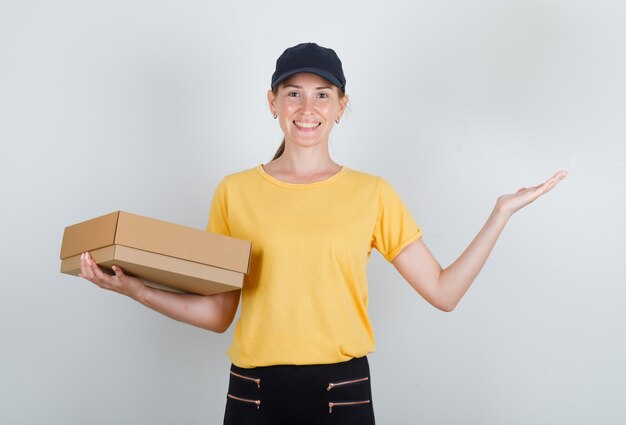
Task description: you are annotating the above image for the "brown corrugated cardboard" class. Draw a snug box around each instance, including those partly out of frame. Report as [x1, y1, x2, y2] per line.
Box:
[60, 211, 251, 295]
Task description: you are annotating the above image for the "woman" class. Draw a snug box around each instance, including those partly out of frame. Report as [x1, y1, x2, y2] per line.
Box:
[79, 42, 567, 424]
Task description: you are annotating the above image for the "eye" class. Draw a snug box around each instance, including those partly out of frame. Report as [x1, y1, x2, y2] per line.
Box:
[287, 91, 299, 97]
[317, 92, 329, 99]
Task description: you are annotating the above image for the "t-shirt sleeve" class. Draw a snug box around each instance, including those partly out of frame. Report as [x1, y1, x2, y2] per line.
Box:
[372, 177, 422, 262]
[206, 178, 231, 236]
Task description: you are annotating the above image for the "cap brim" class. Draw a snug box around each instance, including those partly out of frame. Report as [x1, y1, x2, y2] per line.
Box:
[271, 67, 344, 91]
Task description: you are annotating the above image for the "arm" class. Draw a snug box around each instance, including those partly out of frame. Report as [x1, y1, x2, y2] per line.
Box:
[392, 170, 567, 312]
[79, 252, 240, 333]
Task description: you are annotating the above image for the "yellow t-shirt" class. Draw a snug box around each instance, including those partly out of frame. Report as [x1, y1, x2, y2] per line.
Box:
[207, 165, 422, 368]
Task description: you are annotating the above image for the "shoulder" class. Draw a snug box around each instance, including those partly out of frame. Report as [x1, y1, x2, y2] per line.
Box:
[219, 166, 262, 187]
[211, 166, 261, 201]
[343, 167, 383, 187]
[344, 168, 407, 204]
[344, 168, 402, 197]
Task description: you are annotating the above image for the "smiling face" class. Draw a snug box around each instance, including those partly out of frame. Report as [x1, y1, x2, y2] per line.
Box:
[268, 72, 348, 152]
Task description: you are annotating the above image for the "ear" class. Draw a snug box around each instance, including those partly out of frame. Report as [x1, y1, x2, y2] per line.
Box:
[337, 93, 349, 119]
[267, 90, 276, 116]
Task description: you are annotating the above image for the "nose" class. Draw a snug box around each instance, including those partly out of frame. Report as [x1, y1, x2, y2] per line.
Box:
[300, 94, 314, 115]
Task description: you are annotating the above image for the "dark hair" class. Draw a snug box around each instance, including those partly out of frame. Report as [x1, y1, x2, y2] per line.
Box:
[270, 83, 347, 161]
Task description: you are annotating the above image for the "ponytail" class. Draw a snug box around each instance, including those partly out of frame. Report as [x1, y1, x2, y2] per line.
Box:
[272, 138, 285, 161]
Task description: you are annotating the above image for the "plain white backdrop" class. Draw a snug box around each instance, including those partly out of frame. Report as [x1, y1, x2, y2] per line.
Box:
[1, 0, 624, 424]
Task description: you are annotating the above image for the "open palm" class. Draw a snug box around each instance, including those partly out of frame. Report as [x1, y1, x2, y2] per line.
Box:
[497, 170, 568, 217]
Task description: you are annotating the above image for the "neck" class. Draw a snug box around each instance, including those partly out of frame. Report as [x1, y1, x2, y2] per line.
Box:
[274, 143, 339, 175]
[263, 142, 342, 184]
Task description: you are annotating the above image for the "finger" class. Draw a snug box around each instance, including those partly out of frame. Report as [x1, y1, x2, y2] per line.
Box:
[112, 265, 125, 279]
[544, 178, 560, 193]
[85, 253, 113, 286]
[83, 253, 100, 282]
[88, 255, 110, 281]
[80, 252, 96, 280]
[79, 252, 88, 278]
[534, 170, 568, 197]
[543, 171, 567, 191]
[545, 170, 568, 186]
[553, 170, 568, 187]
[534, 181, 555, 198]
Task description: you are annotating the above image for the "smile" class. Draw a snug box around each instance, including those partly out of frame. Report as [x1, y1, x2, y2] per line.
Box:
[294, 121, 321, 129]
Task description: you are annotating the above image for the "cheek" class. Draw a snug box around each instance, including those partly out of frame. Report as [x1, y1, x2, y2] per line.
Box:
[277, 102, 298, 117]
[322, 106, 340, 122]
[319, 100, 341, 115]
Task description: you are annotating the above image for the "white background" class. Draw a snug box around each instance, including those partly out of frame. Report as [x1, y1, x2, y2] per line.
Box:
[1, 0, 624, 424]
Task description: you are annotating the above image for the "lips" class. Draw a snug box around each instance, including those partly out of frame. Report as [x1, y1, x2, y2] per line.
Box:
[293, 121, 321, 129]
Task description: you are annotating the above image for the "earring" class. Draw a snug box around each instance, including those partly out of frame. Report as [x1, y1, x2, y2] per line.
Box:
[273, 113, 278, 119]
[335, 118, 340, 124]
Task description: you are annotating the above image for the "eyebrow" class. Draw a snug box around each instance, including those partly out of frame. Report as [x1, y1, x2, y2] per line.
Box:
[283, 84, 333, 90]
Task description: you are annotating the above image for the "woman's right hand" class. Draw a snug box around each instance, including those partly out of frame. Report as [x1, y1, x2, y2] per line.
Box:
[79, 252, 147, 302]
[78, 251, 240, 332]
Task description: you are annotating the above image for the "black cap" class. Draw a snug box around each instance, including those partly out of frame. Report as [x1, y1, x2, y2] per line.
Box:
[271, 42, 346, 92]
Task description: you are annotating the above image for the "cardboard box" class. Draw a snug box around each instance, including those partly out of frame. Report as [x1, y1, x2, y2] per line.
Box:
[60, 211, 251, 295]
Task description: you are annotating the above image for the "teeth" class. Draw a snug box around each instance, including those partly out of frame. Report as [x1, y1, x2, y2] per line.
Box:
[294, 121, 320, 129]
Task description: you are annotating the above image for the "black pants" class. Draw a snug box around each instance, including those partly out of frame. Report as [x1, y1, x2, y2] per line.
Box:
[223, 356, 376, 425]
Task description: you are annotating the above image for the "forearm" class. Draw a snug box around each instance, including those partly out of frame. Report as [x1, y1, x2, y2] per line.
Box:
[80, 252, 239, 333]
[394, 171, 566, 312]
[438, 204, 510, 310]
[134, 287, 240, 333]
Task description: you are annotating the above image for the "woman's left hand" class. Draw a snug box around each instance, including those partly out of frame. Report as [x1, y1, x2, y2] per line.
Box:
[496, 170, 568, 218]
